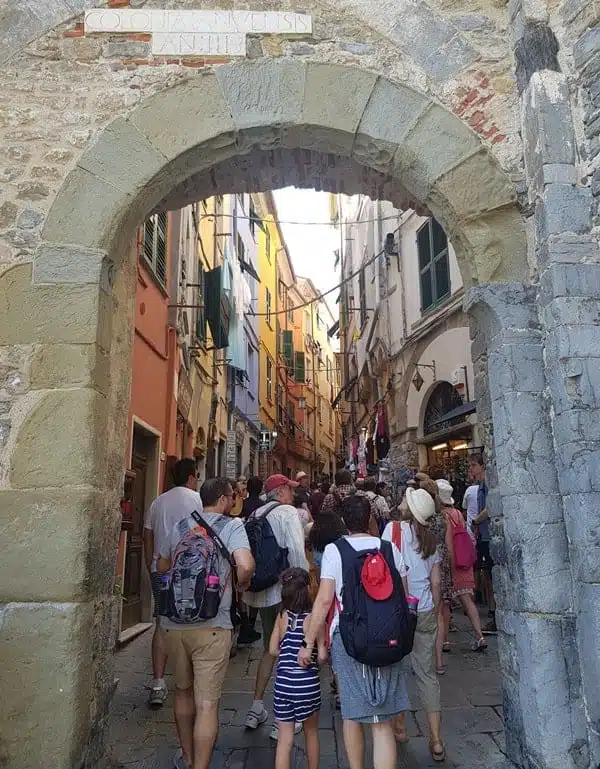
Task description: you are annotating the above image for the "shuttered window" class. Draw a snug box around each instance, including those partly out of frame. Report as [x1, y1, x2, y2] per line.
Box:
[294, 351, 305, 383]
[142, 212, 168, 288]
[282, 330, 293, 375]
[417, 218, 450, 313]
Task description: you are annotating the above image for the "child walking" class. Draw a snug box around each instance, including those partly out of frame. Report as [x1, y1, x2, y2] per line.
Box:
[269, 568, 327, 769]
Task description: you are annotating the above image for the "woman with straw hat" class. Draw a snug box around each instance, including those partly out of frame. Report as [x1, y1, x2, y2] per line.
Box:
[383, 487, 446, 763]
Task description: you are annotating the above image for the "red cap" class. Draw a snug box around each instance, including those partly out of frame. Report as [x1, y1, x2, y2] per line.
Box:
[361, 552, 393, 601]
[264, 474, 299, 494]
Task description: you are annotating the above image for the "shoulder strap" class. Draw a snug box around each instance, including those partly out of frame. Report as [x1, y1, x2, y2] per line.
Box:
[334, 536, 354, 560]
[248, 501, 280, 521]
[392, 521, 402, 550]
[191, 511, 235, 568]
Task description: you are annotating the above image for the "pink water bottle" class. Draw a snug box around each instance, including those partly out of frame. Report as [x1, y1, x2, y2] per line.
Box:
[203, 575, 221, 619]
[407, 595, 419, 617]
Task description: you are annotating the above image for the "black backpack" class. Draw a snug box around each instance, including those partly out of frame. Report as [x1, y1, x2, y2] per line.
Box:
[336, 537, 415, 667]
[245, 503, 290, 592]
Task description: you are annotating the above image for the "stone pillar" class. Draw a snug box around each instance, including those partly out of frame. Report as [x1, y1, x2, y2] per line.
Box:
[524, 69, 600, 768]
[0, 243, 136, 769]
[466, 283, 582, 769]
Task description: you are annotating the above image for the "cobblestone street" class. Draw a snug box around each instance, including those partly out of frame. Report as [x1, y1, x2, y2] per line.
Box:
[107, 612, 510, 769]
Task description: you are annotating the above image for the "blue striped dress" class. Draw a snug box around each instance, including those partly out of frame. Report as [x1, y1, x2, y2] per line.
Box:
[273, 611, 321, 723]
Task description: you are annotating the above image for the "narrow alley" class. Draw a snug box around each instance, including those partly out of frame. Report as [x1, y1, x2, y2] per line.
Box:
[108, 612, 508, 769]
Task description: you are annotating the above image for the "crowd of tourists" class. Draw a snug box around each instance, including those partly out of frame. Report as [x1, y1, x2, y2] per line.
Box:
[142, 454, 494, 769]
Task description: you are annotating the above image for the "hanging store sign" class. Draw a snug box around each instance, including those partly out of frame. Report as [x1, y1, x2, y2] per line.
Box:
[85, 10, 312, 57]
[177, 368, 193, 422]
[226, 430, 238, 479]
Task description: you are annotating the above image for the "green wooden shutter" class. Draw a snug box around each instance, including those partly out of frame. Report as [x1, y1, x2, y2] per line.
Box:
[294, 351, 305, 383]
[283, 330, 293, 373]
[204, 266, 230, 349]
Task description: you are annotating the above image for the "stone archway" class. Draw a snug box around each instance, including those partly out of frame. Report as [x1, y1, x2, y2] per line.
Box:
[1, 58, 597, 769]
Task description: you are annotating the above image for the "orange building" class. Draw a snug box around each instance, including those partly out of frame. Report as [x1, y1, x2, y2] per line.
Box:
[118, 211, 181, 638]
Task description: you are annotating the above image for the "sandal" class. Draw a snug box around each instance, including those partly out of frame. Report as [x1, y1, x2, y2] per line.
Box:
[394, 729, 409, 744]
[472, 636, 488, 652]
[436, 666, 446, 676]
[430, 740, 446, 762]
[442, 641, 451, 653]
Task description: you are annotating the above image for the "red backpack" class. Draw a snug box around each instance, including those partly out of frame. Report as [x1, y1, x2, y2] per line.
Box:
[448, 508, 477, 570]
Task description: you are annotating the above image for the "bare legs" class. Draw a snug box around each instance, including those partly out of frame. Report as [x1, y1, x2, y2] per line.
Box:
[435, 602, 451, 671]
[173, 691, 220, 769]
[343, 720, 365, 769]
[275, 722, 296, 769]
[304, 712, 320, 769]
[253, 650, 276, 700]
[152, 621, 167, 680]
[342, 719, 398, 769]
[459, 592, 483, 639]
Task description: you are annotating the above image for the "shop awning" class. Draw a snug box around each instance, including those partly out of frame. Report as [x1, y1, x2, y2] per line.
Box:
[331, 375, 358, 409]
[328, 320, 340, 338]
[429, 400, 476, 428]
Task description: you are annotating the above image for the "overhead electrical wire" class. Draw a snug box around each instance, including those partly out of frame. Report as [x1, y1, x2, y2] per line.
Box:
[198, 212, 401, 227]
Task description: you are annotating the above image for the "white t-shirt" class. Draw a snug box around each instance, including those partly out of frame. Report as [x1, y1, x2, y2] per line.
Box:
[382, 521, 440, 613]
[144, 486, 203, 571]
[462, 485, 480, 534]
[320, 535, 407, 641]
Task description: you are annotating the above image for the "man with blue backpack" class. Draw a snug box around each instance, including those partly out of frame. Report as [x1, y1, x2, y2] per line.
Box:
[156, 477, 254, 769]
[243, 473, 309, 740]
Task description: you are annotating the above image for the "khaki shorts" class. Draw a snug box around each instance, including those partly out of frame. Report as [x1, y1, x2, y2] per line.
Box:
[164, 627, 232, 700]
[259, 605, 280, 652]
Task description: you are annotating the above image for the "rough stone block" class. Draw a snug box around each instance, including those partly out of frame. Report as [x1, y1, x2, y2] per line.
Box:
[354, 77, 430, 174]
[101, 41, 151, 58]
[577, 584, 600, 730]
[542, 295, 600, 332]
[491, 391, 558, 495]
[33, 244, 108, 285]
[549, 322, 600, 359]
[574, 27, 600, 69]
[544, 347, 600, 415]
[0, 601, 94, 769]
[555, 440, 600, 494]
[30, 343, 110, 394]
[129, 72, 236, 163]
[537, 233, 600, 269]
[78, 117, 168, 197]
[535, 185, 592, 239]
[450, 206, 528, 284]
[0, 263, 102, 345]
[393, 103, 481, 203]
[562, 492, 600, 582]
[427, 150, 516, 231]
[422, 33, 475, 82]
[0, 487, 118, 601]
[296, 63, 377, 154]
[465, 282, 539, 342]
[10, 388, 106, 488]
[487, 342, 546, 398]
[42, 167, 129, 251]
[215, 59, 305, 130]
[515, 23, 560, 94]
[540, 262, 600, 300]
[522, 71, 575, 179]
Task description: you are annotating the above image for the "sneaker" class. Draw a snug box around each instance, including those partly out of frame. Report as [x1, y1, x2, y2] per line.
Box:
[482, 619, 498, 635]
[237, 628, 261, 645]
[472, 636, 488, 652]
[173, 748, 187, 769]
[245, 705, 269, 729]
[148, 684, 168, 708]
[270, 722, 303, 740]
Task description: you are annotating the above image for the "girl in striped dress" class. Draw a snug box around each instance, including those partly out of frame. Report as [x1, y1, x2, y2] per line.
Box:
[269, 568, 327, 769]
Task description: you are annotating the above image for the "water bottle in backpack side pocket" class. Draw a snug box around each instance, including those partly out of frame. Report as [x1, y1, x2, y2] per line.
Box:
[407, 595, 419, 634]
[202, 574, 221, 619]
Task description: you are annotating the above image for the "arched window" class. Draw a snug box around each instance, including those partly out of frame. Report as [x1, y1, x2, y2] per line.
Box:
[423, 382, 464, 436]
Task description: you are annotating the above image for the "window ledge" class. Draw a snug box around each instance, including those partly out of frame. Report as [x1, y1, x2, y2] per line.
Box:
[410, 290, 464, 335]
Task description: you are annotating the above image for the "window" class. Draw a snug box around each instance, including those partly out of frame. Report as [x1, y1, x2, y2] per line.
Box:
[288, 296, 294, 324]
[358, 267, 367, 327]
[142, 212, 167, 287]
[237, 233, 245, 263]
[316, 310, 321, 330]
[195, 261, 205, 343]
[326, 356, 332, 382]
[266, 287, 272, 326]
[318, 395, 323, 424]
[417, 218, 450, 313]
[294, 351, 305, 383]
[266, 357, 273, 401]
[249, 200, 260, 238]
[282, 330, 294, 376]
[305, 310, 311, 335]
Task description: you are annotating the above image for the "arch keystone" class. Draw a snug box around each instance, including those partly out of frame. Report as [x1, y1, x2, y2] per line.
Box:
[284, 63, 378, 156]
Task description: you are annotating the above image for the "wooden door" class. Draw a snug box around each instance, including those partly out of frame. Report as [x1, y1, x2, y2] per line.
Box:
[122, 448, 147, 629]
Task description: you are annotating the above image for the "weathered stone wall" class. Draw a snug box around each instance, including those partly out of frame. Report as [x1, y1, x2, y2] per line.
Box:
[0, 1, 599, 768]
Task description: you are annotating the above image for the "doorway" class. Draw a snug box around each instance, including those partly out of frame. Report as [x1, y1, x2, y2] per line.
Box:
[122, 425, 160, 630]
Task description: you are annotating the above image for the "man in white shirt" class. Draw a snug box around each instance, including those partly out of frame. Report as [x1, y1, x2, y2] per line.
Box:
[462, 483, 480, 539]
[143, 458, 202, 708]
[243, 474, 309, 739]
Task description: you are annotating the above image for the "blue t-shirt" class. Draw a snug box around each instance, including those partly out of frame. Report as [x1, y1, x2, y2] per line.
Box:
[477, 482, 490, 542]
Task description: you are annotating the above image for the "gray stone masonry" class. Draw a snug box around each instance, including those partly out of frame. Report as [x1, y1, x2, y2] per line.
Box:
[106, 612, 508, 769]
[465, 282, 579, 769]
[525, 68, 600, 769]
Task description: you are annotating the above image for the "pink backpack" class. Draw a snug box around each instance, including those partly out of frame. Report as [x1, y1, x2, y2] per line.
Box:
[448, 508, 477, 570]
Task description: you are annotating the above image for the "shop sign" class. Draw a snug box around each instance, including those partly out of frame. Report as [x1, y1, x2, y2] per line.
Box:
[226, 430, 237, 479]
[177, 368, 193, 422]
